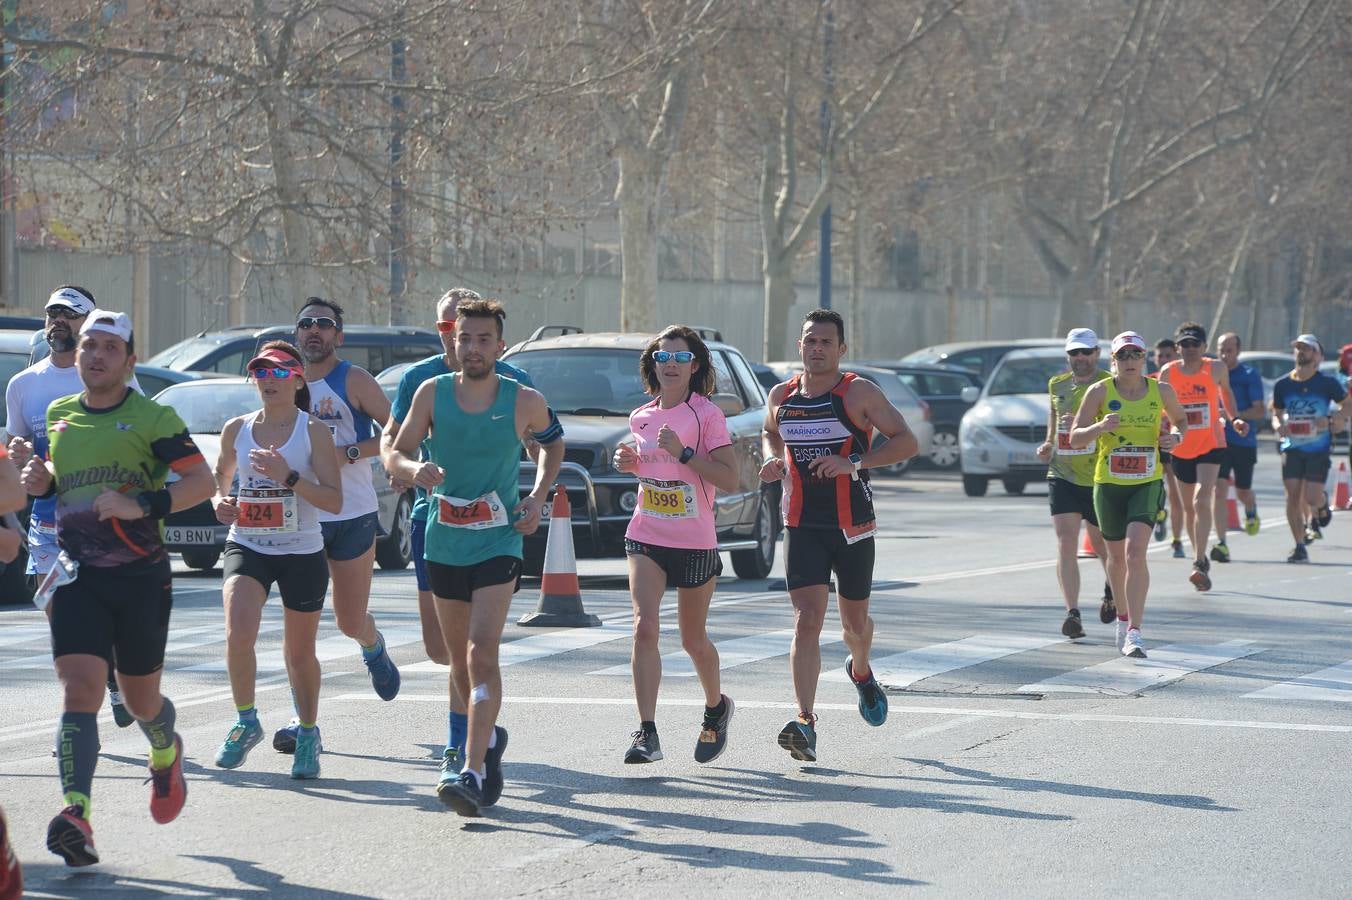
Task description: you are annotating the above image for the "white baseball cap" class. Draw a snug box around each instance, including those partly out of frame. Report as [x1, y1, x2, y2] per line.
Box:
[1111, 331, 1146, 354]
[1065, 327, 1099, 351]
[79, 309, 133, 345]
[1292, 333, 1323, 354]
[45, 286, 96, 317]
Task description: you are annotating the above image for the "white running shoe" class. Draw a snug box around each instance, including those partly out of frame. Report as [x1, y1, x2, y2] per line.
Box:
[1121, 628, 1146, 659]
[1115, 620, 1127, 653]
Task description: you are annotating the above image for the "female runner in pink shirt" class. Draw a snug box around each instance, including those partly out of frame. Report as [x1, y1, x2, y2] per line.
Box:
[612, 325, 740, 765]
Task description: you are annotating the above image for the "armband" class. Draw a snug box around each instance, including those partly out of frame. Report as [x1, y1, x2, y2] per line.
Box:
[534, 409, 564, 445]
[136, 488, 173, 519]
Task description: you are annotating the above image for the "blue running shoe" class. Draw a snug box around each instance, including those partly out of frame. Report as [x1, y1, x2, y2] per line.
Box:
[846, 655, 888, 726]
[364, 632, 401, 701]
[776, 715, 817, 762]
[482, 726, 508, 807]
[214, 720, 263, 769]
[438, 771, 483, 817]
[273, 718, 299, 754]
[291, 728, 322, 780]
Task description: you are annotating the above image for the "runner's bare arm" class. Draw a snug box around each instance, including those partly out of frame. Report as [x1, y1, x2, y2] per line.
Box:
[516, 386, 563, 534]
[0, 447, 22, 514]
[1068, 382, 1108, 449]
[343, 365, 392, 464]
[212, 417, 243, 525]
[388, 380, 441, 488]
[1037, 400, 1057, 463]
[853, 378, 918, 471]
[760, 383, 788, 481]
[1157, 382, 1188, 450]
[298, 418, 344, 514]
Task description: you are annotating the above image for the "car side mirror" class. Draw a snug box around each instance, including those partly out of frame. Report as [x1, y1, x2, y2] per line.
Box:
[960, 386, 980, 404]
[711, 392, 745, 416]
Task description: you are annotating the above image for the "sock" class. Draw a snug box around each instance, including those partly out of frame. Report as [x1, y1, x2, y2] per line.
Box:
[106, 677, 122, 703]
[57, 712, 99, 819]
[449, 711, 467, 754]
[640, 720, 657, 735]
[138, 697, 178, 769]
[849, 662, 872, 683]
[1117, 614, 1129, 623]
[1246, 506, 1257, 516]
[298, 723, 317, 734]
[705, 697, 727, 718]
[235, 705, 258, 725]
[1066, 608, 1081, 617]
[360, 634, 384, 662]
[487, 727, 499, 750]
[458, 766, 485, 787]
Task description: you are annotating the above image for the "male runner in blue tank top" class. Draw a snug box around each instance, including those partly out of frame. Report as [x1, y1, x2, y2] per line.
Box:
[273, 297, 401, 755]
[379, 287, 537, 774]
[761, 309, 919, 762]
[388, 299, 563, 816]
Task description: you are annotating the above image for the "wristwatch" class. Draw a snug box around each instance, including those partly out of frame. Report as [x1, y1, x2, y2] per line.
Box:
[678, 446, 696, 464]
[345, 445, 362, 464]
[284, 470, 301, 488]
[848, 452, 863, 480]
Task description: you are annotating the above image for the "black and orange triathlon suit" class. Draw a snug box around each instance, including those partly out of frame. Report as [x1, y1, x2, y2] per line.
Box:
[1162, 361, 1227, 484]
[776, 372, 876, 599]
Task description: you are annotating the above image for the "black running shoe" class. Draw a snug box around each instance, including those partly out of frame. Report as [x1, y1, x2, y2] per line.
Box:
[694, 695, 734, 764]
[777, 715, 817, 762]
[47, 806, 98, 867]
[1098, 594, 1116, 625]
[273, 719, 298, 754]
[1061, 608, 1086, 639]
[624, 728, 662, 764]
[438, 771, 483, 817]
[1316, 497, 1333, 528]
[482, 726, 508, 807]
[1287, 544, 1309, 564]
[1189, 559, 1212, 592]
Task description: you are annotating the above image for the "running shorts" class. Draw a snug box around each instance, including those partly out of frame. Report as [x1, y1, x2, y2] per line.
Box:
[624, 539, 722, 589]
[784, 527, 875, 600]
[1048, 477, 1098, 526]
[50, 558, 173, 676]
[1093, 481, 1165, 542]
[222, 542, 329, 613]
[427, 556, 521, 602]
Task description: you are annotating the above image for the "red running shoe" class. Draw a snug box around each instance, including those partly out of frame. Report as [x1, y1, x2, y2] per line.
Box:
[1, 805, 24, 893]
[46, 805, 98, 868]
[148, 734, 187, 824]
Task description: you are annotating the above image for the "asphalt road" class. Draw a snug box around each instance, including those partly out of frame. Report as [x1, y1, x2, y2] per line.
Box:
[3, 449, 1351, 898]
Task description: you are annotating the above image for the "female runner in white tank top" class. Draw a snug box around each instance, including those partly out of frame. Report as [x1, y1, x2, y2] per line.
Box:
[209, 341, 343, 778]
[612, 326, 740, 765]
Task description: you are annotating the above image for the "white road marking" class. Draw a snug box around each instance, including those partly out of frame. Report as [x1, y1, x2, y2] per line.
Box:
[822, 634, 1065, 688]
[1244, 660, 1352, 703]
[180, 625, 424, 673]
[1018, 640, 1261, 695]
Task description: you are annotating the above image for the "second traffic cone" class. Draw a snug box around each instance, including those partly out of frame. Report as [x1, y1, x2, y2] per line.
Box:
[518, 485, 601, 628]
[1336, 460, 1352, 510]
[1078, 523, 1097, 558]
[1225, 476, 1241, 531]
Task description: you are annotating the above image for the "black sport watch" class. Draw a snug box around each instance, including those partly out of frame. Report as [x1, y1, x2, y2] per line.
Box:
[284, 470, 301, 488]
[345, 445, 361, 464]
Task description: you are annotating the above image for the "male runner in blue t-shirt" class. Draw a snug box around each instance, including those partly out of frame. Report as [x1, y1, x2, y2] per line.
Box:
[1210, 332, 1267, 561]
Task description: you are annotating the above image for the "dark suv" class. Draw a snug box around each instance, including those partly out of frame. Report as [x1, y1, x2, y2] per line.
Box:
[146, 324, 441, 376]
[503, 329, 781, 579]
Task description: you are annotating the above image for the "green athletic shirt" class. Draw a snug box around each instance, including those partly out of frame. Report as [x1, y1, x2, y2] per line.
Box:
[46, 388, 204, 568]
[1047, 370, 1111, 486]
[1092, 378, 1164, 486]
[423, 374, 524, 566]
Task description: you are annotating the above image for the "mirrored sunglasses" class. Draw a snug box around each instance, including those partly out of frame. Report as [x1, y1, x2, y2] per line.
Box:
[252, 366, 300, 380]
[1114, 349, 1146, 361]
[296, 316, 338, 330]
[435, 318, 458, 333]
[653, 350, 694, 364]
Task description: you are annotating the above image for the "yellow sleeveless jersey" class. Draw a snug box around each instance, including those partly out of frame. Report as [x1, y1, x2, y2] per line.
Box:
[1093, 378, 1164, 486]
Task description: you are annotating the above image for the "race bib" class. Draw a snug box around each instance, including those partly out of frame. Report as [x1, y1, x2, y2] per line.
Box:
[1183, 403, 1210, 429]
[237, 488, 299, 534]
[1108, 445, 1156, 480]
[1056, 423, 1094, 456]
[1286, 415, 1317, 438]
[843, 520, 877, 545]
[435, 491, 510, 530]
[638, 478, 697, 520]
[31, 517, 57, 537]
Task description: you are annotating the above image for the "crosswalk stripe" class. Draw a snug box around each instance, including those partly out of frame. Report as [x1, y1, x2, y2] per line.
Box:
[179, 625, 424, 673]
[1243, 660, 1352, 702]
[821, 633, 1066, 689]
[403, 624, 635, 674]
[588, 629, 812, 677]
[1018, 640, 1261, 695]
[0, 624, 266, 671]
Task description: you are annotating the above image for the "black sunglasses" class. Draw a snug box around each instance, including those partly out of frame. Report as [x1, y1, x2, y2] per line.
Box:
[1114, 348, 1146, 361]
[296, 316, 339, 330]
[46, 307, 85, 321]
[1067, 348, 1097, 357]
[1177, 338, 1202, 348]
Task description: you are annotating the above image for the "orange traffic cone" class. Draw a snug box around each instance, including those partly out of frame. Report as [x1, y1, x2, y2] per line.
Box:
[1335, 460, 1352, 510]
[1078, 523, 1097, 558]
[1225, 476, 1241, 531]
[518, 485, 601, 627]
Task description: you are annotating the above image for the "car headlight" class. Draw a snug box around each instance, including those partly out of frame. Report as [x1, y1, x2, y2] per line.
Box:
[964, 423, 998, 446]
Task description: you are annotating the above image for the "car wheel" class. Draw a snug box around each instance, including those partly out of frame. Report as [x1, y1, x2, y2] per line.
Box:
[928, 428, 960, 469]
[181, 548, 221, 571]
[869, 435, 911, 476]
[1001, 476, 1027, 495]
[731, 488, 778, 579]
[962, 474, 988, 497]
[375, 492, 413, 570]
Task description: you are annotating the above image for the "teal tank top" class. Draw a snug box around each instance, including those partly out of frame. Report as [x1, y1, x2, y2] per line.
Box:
[423, 374, 523, 566]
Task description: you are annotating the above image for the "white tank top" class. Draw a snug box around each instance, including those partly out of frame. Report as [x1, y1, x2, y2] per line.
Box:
[306, 360, 379, 521]
[228, 410, 323, 555]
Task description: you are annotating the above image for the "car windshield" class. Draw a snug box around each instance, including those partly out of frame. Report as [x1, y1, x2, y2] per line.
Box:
[844, 369, 918, 410]
[146, 337, 223, 370]
[376, 362, 413, 402]
[987, 356, 1074, 396]
[504, 348, 647, 415]
[154, 381, 260, 433]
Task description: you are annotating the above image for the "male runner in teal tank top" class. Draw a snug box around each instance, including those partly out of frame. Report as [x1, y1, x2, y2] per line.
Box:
[387, 299, 563, 816]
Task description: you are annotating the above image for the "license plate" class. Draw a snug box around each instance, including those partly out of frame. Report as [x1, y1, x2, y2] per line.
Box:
[165, 527, 216, 545]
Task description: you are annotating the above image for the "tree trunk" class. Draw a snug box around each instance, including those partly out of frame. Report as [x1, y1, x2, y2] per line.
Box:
[615, 147, 661, 334]
[1209, 214, 1257, 339]
[848, 201, 865, 350]
[762, 249, 797, 362]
